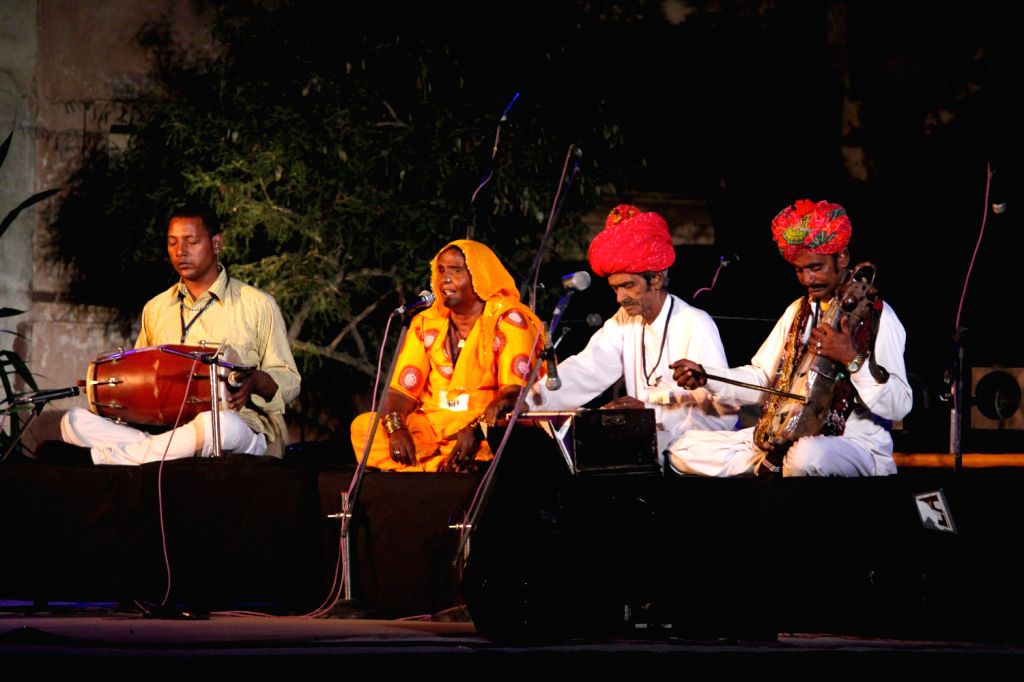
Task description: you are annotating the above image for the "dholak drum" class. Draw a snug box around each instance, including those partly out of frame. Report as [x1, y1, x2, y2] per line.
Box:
[84, 344, 249, 427]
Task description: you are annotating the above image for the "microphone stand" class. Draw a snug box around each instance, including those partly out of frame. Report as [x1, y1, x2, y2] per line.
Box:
[1, 385, 83, 462]
[453, 288, 579, 566]
[549, 288, 576, 336]
[206, 343, 226, 458]
[343, 314, 407, 538]
[949, 326, 966, 472]
[945, 162, 996, 473]
[467, 92, 520, 240]
[0, 401, 44, 463]
[158, 341, 252, 458]
[326, 310, 411, 609]
[519, 144, 583, 311]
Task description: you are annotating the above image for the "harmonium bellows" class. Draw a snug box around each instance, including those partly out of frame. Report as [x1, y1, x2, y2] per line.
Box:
[489, 408, 659, 475]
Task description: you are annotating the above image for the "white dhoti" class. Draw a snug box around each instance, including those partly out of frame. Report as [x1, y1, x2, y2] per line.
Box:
[668, 425, 890, 477]
[60, 407, 267, 465]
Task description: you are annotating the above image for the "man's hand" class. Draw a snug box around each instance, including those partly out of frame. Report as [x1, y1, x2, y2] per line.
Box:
[669, 359, 706, 390]
[809, 316, 858, 366]
[226, 370, 278, 411]
[601, 395, 645, 410]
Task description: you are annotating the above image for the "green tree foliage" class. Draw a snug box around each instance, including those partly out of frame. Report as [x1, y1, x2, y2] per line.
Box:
[50, 2, 646, 381]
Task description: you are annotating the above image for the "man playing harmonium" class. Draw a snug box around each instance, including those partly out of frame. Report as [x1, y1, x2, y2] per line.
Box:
[528, 204, 737, 468]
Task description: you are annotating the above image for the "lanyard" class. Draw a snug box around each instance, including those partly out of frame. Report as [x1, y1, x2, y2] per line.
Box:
[641, 296, 674, 386]
[179, 296, 217, 344]
[178, 268, 229, 343]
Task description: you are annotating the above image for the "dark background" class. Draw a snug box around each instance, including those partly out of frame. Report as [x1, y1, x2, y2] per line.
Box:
[493, 1, 1021, 453]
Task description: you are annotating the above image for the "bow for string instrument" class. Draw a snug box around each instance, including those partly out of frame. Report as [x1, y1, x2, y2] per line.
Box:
[699, 262, 888, 475]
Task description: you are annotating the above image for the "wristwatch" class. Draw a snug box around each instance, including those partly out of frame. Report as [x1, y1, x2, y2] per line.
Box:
[846, 353, 864, 373]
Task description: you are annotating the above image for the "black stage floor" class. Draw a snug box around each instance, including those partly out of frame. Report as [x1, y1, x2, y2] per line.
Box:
[5, 454, 1024, 668]
[3, 609, 1023, 669]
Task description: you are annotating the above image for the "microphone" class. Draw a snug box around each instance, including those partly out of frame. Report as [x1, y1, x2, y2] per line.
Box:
[561, 271, 592, 291]
[551, 272, 590, 332]
[585, 313, 603, 328]
[395, 290, 435, 315]
[12, 386, 80, 406]
[551, 271, 591, 323]
[720, 253, 740, 267]
[542, 325, 561, 390]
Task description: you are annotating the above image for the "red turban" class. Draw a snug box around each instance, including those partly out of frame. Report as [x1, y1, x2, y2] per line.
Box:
[771, 199, 852, 262]
[587, 204, 675, 277]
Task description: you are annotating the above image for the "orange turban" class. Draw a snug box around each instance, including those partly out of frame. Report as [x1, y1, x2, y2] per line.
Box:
[587, 204, 675, 277]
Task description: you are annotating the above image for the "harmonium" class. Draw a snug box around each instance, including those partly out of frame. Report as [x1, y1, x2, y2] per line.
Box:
[488, 408, 660, 476]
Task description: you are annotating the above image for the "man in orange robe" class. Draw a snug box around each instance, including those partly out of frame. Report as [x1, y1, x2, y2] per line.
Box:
[350, 240, 542, 472]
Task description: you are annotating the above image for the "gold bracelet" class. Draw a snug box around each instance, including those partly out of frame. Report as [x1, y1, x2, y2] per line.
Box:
[383, 411, 406, 435]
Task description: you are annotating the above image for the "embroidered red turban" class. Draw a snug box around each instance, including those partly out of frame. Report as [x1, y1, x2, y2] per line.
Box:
[587, 204, 675, 277]
[771, 199, 852, 262]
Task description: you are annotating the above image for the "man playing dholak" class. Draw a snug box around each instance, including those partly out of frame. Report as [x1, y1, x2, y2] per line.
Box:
[671, 199, 912, 477]
[528, 204, 738, 468]
[60, 206, 301, 465]
[350, 240, 542, 472]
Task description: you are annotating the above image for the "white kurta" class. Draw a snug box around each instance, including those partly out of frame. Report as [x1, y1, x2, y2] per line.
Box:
[531, 294, 738, 461]
[669, 298, 913, 477]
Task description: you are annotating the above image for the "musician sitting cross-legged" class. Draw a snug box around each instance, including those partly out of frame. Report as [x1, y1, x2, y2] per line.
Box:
[349, 240, 543, 472]
[60, 206, 301, 465]
[528, 205, 738, 469]
[670, 199, 912, 477]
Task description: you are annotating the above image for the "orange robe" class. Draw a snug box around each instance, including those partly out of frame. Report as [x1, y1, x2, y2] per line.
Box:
[351, 240, 542, 471]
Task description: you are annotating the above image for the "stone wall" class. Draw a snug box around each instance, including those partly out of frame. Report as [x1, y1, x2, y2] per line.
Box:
[1, 0, 209, 448]
[0, 0, 38, 326]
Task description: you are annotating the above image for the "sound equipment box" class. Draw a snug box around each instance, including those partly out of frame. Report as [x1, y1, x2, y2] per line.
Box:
[489, 408, 659, 475]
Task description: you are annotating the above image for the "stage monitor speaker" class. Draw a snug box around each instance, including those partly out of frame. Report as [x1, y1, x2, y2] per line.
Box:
[970, 367, 1024, 430]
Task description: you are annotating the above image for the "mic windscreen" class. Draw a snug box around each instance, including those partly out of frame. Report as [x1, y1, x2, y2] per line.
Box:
[585, 313, 603, 327]
[562, 271, 592, 291]
[397, 289, 435, 314]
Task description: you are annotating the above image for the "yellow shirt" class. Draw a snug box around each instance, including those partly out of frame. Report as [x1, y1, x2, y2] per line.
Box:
[136, 266, 301, 454]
